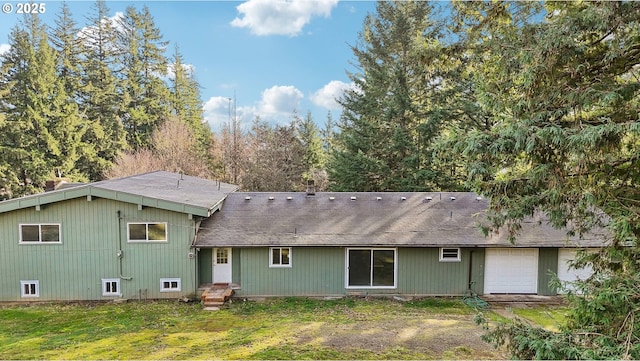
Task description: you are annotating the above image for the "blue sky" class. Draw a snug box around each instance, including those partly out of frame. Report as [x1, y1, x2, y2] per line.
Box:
[0, 0, 378, 132]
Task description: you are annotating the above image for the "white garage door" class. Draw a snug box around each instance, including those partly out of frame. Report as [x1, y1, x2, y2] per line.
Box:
[484, 248, 538, 294]
[557, 249, 593, 293]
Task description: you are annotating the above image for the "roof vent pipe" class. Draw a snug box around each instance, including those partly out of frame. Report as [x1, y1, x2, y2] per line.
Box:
[350, 196, 357, 201]
[450, 196, 456, 201]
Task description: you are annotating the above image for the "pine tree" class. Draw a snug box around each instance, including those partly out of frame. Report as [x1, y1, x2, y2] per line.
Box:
[77, 0, 127, 180]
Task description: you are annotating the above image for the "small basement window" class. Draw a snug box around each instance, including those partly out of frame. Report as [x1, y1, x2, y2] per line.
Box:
[19, 224, 61, 244]
[20, 280, 39, 297]
[270, 247, 291, 267]
[127, 222, 167, 242]
[439, 248, 461, 262]
[160, 278, 181, 292]
[102, 278, 121, 296]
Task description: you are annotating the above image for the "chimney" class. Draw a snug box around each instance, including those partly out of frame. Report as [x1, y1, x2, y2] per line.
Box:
[45, 180, 56, 192]
[306, 180, 316, 196]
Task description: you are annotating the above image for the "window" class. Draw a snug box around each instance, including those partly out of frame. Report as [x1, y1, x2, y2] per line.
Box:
[216, 248, 229, 264]
[270, 247, 291, 267]
[160, 278, 181, 292]
[439, 248, 461, 262]
[127, 222, 167, 242]
[20, 280, 39, 297]
[19, 224, 61, 244]
[346, 248, 396, 288]
[102, 279, 121, 296]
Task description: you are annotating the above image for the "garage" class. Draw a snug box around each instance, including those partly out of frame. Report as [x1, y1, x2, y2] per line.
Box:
[484, 248, 539, 294]
[557, 248, 594, 293]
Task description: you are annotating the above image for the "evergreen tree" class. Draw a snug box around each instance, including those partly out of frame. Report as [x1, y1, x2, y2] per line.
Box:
[169, 45, 212, 153]
[118, 5, 170, 149]
[294, 111, 326, 184]
[0, 14, 80, 195]
[329, 1, 446, 191]
[453, 2, 640, 358]
[49, 1, 89, 181]
[77, 0, 127, 180]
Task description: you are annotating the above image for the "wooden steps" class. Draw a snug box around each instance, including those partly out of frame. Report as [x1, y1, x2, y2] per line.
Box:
[201, 285, 234, 308]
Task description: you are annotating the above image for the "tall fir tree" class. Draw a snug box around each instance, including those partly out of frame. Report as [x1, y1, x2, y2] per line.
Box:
[169, 45, 211, 149]
[77, 0, 127, 180]
[0, 13, 81, 195]
[329, 1, 446, 191]
[49, 1, 89, 181]
[118, 5, 170, 149]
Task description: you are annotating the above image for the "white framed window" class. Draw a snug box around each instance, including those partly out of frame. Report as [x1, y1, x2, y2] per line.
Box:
[269, 247, 292, 268]
[160, 278, 181, 292]
[346, 248, 397, 289]
[439, 248, 461, 262]
[19, 224, 61, 244]
[127, 222, 167, 242]
[20, 280, 39, 297]
[102, 278, 121, 296]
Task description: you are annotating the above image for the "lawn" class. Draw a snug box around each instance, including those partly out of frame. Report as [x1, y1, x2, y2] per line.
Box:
[0, 297, 519, 360]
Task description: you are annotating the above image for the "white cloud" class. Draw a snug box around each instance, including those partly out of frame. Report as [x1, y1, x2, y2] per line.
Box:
[166, 63, 195, 80]
[77, 11, 125, 48]
[258, 85, 303, 115]
[310, 80, 351, 110]
[231, 0, 339, 36]
[0, 44, 10, 57]
[203, 85, 304, 130]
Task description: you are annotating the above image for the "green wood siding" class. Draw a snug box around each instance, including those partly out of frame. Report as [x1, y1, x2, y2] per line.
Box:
[232, 247, 485, 297]
[198, 248, 212, 285]
[538, 248, 558, 296]
[0, 198, 198, 301]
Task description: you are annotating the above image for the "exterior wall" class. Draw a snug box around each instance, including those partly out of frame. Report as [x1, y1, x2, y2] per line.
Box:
[0, 197, 197, 302]
[197, 248, 213, 285]
[537, 248, 559, 296]
[231, 247, 485, 297]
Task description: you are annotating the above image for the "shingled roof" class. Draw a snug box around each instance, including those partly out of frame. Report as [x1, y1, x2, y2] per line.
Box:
[0, 171, 238, 218]
[195, 192, 606, 248]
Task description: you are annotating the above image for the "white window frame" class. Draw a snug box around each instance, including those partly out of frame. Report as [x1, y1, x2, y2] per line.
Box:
[345, 248, 397, 289]
[20, 280, 40, 298]
[160, 278, 181, 292]
[127, 222, 168, 243]
[19, 223, 62, 244]
[269, 247, 292, 268]
[439, 248, 461, 262]
[102, 278, 121, 296]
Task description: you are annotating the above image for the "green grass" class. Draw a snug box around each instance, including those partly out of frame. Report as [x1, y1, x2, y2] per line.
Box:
[511, 306, 570, 331]
[0, 297, 499, 360]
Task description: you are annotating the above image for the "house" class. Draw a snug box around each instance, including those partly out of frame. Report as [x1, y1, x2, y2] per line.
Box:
[0, 171, 602, 302]
[194, 191, 604, 298]
[0, 171, 236, 302]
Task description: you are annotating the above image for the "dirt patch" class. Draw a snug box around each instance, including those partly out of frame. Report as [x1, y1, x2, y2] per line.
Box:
[293, 311, 503, 359]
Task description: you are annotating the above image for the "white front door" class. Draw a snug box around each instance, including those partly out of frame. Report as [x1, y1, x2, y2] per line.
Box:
[213, 248, 232, 284]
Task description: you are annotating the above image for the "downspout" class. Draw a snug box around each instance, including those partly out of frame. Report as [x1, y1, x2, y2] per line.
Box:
[467, 250, 474, 292]
[117, 211, 133, 281]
